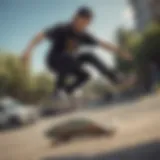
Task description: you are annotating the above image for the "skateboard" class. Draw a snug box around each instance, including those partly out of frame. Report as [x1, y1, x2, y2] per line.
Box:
[45, 118, 116, 146]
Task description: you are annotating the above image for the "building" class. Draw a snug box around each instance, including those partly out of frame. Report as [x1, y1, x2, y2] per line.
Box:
[130, 0, 160, 31]
[130, 0, 151, 31]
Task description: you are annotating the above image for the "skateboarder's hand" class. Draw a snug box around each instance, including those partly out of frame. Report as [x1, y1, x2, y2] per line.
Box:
[121, 51, 133, 61]
[99, 41, 133, 61]
[21, 51, 31, 67]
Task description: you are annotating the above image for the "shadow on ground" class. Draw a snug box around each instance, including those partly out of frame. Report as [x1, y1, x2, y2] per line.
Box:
[0, 123, 32, 133]
[43, 141, 160, 160]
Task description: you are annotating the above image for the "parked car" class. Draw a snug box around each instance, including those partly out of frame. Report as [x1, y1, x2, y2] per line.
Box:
[0, 98, 38, 127]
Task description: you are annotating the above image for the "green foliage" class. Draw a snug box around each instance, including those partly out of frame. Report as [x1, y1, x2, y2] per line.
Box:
[116, 22, 160, 74]
[141, 22, 160, 59]
[0, 50, 53, 104]
[116, 28, 142, 73]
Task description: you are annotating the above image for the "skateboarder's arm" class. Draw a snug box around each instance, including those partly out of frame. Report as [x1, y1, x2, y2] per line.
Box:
[22, 24, 61, 65]
[99, 41, 132, 61]
[21, 32, 46, 65]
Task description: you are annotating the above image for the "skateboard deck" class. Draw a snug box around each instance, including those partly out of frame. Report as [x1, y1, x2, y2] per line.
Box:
[45, 118, 116, 146]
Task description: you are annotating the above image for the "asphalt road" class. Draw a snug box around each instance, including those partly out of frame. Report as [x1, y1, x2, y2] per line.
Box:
[0, 95, 160, 160]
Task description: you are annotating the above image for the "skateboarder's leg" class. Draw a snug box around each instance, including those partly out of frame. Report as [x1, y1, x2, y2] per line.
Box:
[77, 53, 119, 84]
[48, 54, 90, 95]
[64, 66, 90, 94]
[52, 55, 90, 108]
[54, 73, 66, 95]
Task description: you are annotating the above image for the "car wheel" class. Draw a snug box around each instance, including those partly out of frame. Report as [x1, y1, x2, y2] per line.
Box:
[9, 116, 23, 126]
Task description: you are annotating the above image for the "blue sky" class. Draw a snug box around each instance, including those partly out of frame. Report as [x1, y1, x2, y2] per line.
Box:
[0, 0, 132, 73]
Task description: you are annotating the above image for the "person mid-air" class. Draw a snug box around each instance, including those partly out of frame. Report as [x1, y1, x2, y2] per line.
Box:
[22, 6, 132, 107]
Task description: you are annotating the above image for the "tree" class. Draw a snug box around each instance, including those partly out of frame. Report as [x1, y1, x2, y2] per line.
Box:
[115, 28, 142, 73]
[0, 50, 53, 104]
[115, 21, 160, 92]
[136, 21, 160, 91]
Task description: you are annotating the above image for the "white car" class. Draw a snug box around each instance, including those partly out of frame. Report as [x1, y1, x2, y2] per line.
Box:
[0, 98, 38, 127]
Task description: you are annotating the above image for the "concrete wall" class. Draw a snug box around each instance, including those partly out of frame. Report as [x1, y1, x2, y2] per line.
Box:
[130, 0, 151, 31]
[130, 0, 160, 31]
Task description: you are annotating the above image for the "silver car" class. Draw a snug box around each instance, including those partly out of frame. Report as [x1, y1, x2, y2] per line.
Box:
[0, 98, 38, 127]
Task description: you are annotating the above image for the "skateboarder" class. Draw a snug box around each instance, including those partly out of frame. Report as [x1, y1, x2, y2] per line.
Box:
[22, 6, 132, 103]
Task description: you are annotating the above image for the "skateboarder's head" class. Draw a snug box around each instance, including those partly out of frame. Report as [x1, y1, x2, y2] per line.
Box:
[72, 6, 93, 32]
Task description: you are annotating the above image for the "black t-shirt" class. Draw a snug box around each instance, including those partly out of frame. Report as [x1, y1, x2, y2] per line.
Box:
[45, 23, 98, 59]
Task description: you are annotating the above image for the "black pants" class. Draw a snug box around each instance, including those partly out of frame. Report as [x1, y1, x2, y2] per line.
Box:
[48, 52, 119, 94]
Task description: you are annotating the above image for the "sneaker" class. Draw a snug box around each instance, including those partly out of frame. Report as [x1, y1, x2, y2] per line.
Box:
[111, 75, 136, 92]
[52, 90, 69, 108]
[115, 74, 137, 92]
[68, 90, 84, 109]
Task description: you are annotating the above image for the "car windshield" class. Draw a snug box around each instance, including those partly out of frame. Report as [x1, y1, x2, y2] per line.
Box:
[1, 98, 22, 110]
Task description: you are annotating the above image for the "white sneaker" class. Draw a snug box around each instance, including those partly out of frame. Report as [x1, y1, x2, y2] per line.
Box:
[52, 90, 69, 108]
[68, 90, 84, 109]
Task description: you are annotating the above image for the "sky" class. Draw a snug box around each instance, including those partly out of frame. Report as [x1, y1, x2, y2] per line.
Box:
[0, 0, 134, 73]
